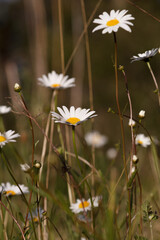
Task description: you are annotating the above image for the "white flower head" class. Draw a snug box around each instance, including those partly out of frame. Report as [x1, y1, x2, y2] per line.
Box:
[128, 119, 136, 127]
[135, 134, 151, 148]
[38, 71, 75, 90]
[20, 163, 30, 172]
[0, 106, 11, 114]
[70, 196, 102, 214]
[131, 48, 159, 63]
[132, 154, 138, 164]
[28, 208, 45, 222]
[51, 106, 97, 126]
[106, 148, 118, 159]
[85, 131, 108, 148]
[139, 110, 145, 118]
[0, 130, 20, 148]
[0, 182, 29, 197]
[92, 9, 134, 34]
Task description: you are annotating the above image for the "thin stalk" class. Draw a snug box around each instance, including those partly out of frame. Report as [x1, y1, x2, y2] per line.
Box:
[149, 221, 153, 240]
[0, 200, 26, 240]
[72, 126, 82, 173]
[44, 90, 56, 240]
[113, 32, 131, 237]
[80, 0, 95, 196]
[146, 61, 160, 105]
[58, 0, 75, 205]
[0, 204, 8, 240]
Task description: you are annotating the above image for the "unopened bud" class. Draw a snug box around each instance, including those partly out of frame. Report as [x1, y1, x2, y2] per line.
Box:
[132, 155, 139, 164]
[34, 162, 41, 169]
[14, 83, 21, 92]
[139, 110, 145, 119]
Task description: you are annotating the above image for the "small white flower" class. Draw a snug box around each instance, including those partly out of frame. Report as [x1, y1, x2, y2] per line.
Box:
[131, 48, 159, 62]
[38, 71, 75, 90]
[0, 130, 20, 148]
[70, 196, 102, 214]
[0, 106, 11, 114]
[0, 182, 29, 196]
[131, 166, 136, 173]
[128, 119, 136, 127]
[135, 134, 151, 148]
[106, 148, 118, 159]
[20, 163, 30, 172]
[85, 131, 108, 148]
[28, 208, 45, 222]
[139, 110, 145, 118]
[92, 9, 134, 34]
[51, 106, 97, 126]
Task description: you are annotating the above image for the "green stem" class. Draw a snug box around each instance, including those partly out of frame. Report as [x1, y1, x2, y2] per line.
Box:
[113, 32, 131, 238]
[149, 221, 153, 240]
[72, 126, 82, 173]
[146, 61, 160, 106]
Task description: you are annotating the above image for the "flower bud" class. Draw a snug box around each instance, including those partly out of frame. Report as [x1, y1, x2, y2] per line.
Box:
[14, 83, 21, 92]
[139, 110, 145, 119]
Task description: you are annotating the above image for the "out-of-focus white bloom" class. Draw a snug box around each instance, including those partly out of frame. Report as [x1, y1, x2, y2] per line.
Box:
[20, 163, 30, 172]
[131, 166, 136, 173]
[28, 208, 45, 222]
[128, 119, 136, 127]
[106, 148, 118, 159]
[92, 9, 134, 34]
[139, 110, 145, 118]
[51, 106, 97, 126]
[0, 106, 11, 114]
[70, 196, 102, 214]
[38, 71, 75, 90]
[0, 130, 20, 148]
[85, 131, 108, 148]
[131, 48, 159, 62]
[0, 182, 29, 196]
[135, 134, 151, 148]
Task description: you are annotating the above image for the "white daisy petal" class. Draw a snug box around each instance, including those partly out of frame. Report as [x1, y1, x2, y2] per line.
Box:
[0, 182, 29, 196]
[38, 71, 76, 89]
[0, 130, 20, 148]
[51, 106, 97, 126]
[93, 9, 134, 34]
[131, 48, 159, 62]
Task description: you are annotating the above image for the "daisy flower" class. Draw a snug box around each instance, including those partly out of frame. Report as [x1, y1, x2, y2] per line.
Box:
[92, 9, 134, 34]
[85, 131, 108, 148]
[135, 134, 151, 148]
[38, 71, 75, 90]
[0, 105, 11, 114]
[131, 48, 159, 63]
[51, 106, 97, 126]
[28, 208, 45, 222]
[0, 182, 29, 197]
[70, 196, 102, 214]
[0, 130, 20, 148]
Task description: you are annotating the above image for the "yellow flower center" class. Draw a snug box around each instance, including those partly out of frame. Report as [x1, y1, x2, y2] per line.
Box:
[4, 190, 16, 196]
[78, 201, 90, 209]
[51, 84, 60, 88]
[106, 19, 119, 27]
[0, 136, 6, 142]
[138, 140, 143, 145]
[33, 217, 39, 222]
[66, 117, 80, 125]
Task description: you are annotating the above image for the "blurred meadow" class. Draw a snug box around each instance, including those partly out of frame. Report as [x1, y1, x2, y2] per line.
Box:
[0, 0, 160, 239]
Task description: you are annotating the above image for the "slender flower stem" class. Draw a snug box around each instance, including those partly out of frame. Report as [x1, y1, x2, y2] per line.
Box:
[80, 0, 95, 196]
[149, 221, 153, 240]
[0, 200, 26, 240]
[113, 32, 131, 237]
[72, 126, 82, 173]
[146, 61, 160, 105]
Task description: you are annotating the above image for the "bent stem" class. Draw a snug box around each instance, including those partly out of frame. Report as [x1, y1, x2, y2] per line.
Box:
[113, 32, 131, 237]
[146, 61, 160, 106]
